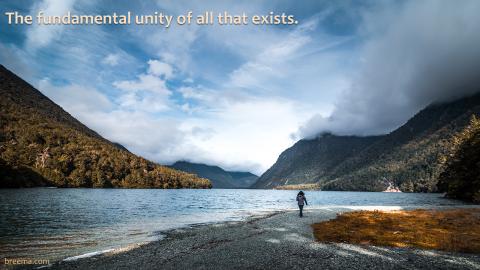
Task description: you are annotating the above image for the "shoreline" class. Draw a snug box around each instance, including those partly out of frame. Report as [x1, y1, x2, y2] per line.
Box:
[35, 205, 480, 264]
[3, 190, 470, 269]
[64, 210, 285, 262]
[11, 205, 480, 270]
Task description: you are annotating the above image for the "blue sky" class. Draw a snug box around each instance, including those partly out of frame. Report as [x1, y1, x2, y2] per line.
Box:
[1, 0, 479, 174]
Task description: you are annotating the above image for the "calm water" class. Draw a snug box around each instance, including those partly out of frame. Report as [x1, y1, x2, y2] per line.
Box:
[0, 188, 465, 261]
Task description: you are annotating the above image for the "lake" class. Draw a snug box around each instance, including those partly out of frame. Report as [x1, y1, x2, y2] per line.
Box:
[0, 188, 466, 262]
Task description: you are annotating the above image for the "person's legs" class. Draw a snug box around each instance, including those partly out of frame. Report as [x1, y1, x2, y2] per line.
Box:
[299, 205, 303, 217]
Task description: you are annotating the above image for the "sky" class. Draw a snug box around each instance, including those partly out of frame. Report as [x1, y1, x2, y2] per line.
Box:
[1, 0, 479, 175]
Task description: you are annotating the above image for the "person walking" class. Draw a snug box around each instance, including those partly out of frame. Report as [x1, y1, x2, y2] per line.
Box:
[296, 191, 308, 217]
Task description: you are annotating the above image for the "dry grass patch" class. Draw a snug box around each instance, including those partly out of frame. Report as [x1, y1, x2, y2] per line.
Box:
[312, 209, 480, 253]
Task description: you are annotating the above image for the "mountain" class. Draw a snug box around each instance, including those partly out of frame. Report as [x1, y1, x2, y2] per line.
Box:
[170, 161, 258, 188]
[254, 92, 480, 191]
[437, 116, 480, 202]
[253, 135, 382, 189]
[0, 65, 211, 189]
[228, 171, 259, 187]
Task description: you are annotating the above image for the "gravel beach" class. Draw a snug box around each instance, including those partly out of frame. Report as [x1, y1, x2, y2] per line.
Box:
[18, 206, 480, 270]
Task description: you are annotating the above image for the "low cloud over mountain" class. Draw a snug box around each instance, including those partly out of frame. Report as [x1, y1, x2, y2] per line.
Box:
[298, 0, 480, 138]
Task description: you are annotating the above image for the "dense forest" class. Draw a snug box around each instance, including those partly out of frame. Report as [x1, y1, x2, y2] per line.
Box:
[254, 92, 480, 192]
[437, 116, 480, 202]
[0, 65, 211, 189]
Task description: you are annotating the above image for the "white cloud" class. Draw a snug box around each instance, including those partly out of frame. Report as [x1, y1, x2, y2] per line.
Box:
[37, 75, 309, 174]
[178, 97, 310, 173]
[36, 80, 200, 164]
[225, 14, 352, 112]
[83, 110, 192, 158]
[9, 0, 402, 175]
[48, 9, 352, 173]
[113, 60, 174, 112]
[116, 91, 171, 113]
[148, 60, 173, 79]
[179, 86, 216, 103]
[102, 53, 121, 66]
[298, 0, 480, 138]
[38, 79, 113, 113]
[138, 23, 198, 73]
[114, 74, 169, 94]
[26, 0, 76, 50]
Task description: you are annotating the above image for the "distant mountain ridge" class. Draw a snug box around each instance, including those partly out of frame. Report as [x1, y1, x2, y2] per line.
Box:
[254, 92, 480, 191]
[0, 65, 211, 188]
[170, 161, 258, 188]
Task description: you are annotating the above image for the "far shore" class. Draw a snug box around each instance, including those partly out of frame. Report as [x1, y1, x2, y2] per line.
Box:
[11, 205, 480, 270]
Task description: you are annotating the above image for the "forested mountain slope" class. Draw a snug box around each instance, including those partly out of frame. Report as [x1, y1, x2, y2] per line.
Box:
[437, 116, 480, 202]
[0, 65, 211, 188]
[254, 92, 480, 192]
